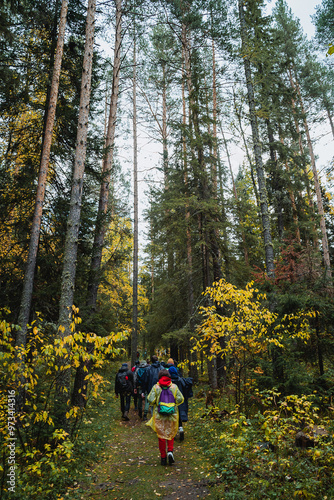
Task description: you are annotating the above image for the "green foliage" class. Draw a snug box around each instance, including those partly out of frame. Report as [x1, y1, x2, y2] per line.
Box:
[192, 390, 334, 499]
[314, 0, 334, 51]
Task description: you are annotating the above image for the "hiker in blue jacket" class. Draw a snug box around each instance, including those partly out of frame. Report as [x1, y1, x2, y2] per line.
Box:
[168, 361, 193, 441]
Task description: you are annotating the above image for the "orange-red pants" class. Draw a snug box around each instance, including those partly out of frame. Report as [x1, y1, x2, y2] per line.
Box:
[158, 437, 174, 458]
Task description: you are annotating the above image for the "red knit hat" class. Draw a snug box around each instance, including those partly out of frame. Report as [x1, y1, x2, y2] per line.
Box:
[159, 376, 172, 387]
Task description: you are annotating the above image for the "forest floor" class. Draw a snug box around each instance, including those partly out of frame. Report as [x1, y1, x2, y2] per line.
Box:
[65, 376, 223, 500]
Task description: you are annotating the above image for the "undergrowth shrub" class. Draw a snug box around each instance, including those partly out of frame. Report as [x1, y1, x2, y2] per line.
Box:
[0, 310, 127, 499]
[192, 390, 334, 499]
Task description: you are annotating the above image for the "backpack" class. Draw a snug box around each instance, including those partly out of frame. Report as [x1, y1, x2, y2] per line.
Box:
[158, 386, 176, 415]
[117, 371, 131, 392]
[136, 364, 148, 387]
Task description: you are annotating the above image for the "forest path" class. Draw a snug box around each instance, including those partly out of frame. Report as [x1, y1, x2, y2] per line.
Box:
[71, 387, 220, 499]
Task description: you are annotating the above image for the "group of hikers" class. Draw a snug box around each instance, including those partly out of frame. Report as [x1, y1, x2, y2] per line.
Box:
[114, 355, 193, 466]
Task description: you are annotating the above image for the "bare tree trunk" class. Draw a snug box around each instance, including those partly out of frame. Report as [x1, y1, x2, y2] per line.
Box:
[162, 61, 168, 187]
[55, 0, 96, 427]
[183, 20, 219, 388]
[238, 0, 275, 279]
[71, 73, 114, 409]
[289, 80, 314, 212]
[325, 102, 334, 139]
[265, 116, 284, 240]
[220, 122, 249, 266]
[210, 39, 227, 386]
[279, 136, 301, 243]
[288, 87, 320, 249]
[87, 0, 122, 311]
[150, 197, 155, 302]
[327, 109, 334, 139]
[131, 27, 138, 368]
[17, 0, 68, 348]
[181, 49, 197, 382]
[290, 67, 332, 281]
[212, 39, 218, 193]
[161, 61, 174, 277]
[233, 91, 260, 206]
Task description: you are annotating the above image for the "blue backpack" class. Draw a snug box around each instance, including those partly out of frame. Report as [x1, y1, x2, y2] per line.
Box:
[158, 386, 176, 415]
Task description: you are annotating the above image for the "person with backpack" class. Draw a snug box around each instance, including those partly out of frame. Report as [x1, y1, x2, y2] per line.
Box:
[146, 369, 184, 466]
[168, 364, 193, 441]
[141, 355, 161, 419]
[132, 361, 140, 411]
[134, 360, 149, 419]
[166, 358, 178, 371]
[115, 363, 134, 421]
[141, 355, 161, 394]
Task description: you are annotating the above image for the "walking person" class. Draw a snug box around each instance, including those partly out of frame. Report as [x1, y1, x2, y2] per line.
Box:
[168, 362, 193, 441]
[132, 361, 139, 411]
[141, 355, 161, 419]
[115, 362, 134, 421]
[166, 358, 178, 371]
[146, 369, 184, 466]
[134, 360, 149, 419]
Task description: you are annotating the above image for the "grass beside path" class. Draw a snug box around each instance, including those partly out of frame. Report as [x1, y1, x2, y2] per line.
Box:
[65, 381, 221, 500]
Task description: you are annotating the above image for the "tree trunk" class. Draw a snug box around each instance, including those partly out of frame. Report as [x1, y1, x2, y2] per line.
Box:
[288, 86, 320, 248]
[211, 39, 218, 194]
[220, 122, 249, 266]
[183, 19, 219, 388]
[55, 0, 96, 428]
[162, 61, 168, 187]
[265, 116, 284, 240]
[87, 0, 122, 312]
[233, 91, 259, 206]
[17, 0, 68, 349]
[290, 67, 332, 281]
[131, 25, 138, 368]
[324, 100, 334, 140]
[238, 0, 275, 279]
[181, 49, 197, 381]
[279, 136, 301, 243]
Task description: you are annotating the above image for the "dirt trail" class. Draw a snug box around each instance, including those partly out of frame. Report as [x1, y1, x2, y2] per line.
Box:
[74, 399, 216, 500]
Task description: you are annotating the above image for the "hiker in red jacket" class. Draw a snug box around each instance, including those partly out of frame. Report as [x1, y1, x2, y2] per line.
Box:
[146, 369, 184, 466]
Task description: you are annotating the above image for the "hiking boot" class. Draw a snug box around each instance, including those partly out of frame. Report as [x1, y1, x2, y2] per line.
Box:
[123, 411, 130, 421]
[161, 457, 167, 466]
[167, 451, 175, 465]
[142, 414, 147, 421]
[179, 426, 184, 441]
